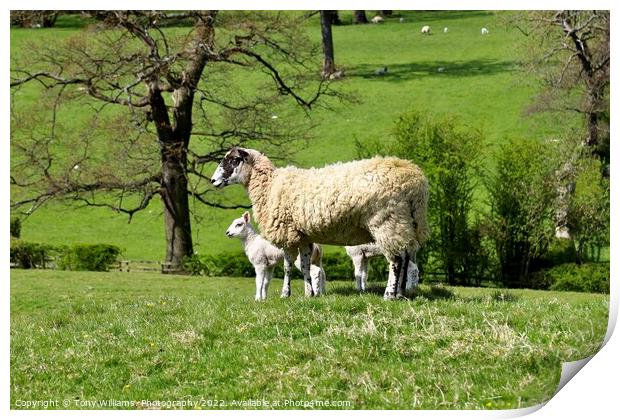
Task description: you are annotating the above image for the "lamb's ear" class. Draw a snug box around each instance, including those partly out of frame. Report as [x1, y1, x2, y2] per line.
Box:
[243, 211, 250, 223]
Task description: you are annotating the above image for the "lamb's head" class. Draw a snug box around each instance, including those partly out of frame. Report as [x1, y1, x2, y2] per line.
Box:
[211, 147, 255, 188]
[225, 211, 252, 239]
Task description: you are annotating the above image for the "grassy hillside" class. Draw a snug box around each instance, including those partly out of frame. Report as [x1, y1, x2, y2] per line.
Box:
[10, 11, 581, 260]
[10, 269, 608, 409]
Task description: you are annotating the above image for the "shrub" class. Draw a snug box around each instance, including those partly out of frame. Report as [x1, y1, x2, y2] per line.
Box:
[183, 254, 209, 276]
[566, 157, 610, 263]
[184, 251, 393, 283]
[10, 217, 22, 238]
[357, 109, 486, 286]
[485, 138, 560, 288]
[10, 239, 53, 269]
[57, 244, 121, 271]
[541, 263, 609, 293]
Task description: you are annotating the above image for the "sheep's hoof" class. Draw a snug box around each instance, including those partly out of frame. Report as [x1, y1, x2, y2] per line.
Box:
[280, 291, 291, 298]
[383, 292, 397, 300]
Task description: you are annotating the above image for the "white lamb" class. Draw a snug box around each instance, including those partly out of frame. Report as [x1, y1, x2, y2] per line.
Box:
[346, 243, 419, 292]
[421, 25, 431, 34]
[481, 27, 489, 35]
[371, 15, 384, 24]
[211, 147, 429, 300]
[226, 212, 325, 301]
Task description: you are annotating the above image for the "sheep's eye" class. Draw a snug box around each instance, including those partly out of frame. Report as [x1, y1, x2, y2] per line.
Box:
[236, 223, 243, 227]
[235, 156, 243, 163]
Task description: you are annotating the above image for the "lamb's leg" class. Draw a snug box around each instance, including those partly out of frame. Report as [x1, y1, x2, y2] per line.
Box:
[384, 254, 403, 300]
[262, 265, 274, 300]
[319, 267, 327, 294]
[311, 265, 322, 296]
[360, 257, 369, 292]
[254, 265, 266, 301]
[406, 263, 420, 292]
[281, 252, 293, 298]
[397, 251, 410, 298]
[352, 255, 364, 291]
[299, 243, 314, 297]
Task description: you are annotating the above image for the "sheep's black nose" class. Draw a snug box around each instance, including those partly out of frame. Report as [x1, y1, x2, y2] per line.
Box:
[210, 178, 216, 184]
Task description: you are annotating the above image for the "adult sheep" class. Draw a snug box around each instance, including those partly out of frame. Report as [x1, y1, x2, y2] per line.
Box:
[211, 147, 429, 299]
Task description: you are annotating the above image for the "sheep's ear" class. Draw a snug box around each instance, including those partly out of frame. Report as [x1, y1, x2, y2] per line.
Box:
[238, 148, 250, 162]
[243, 211, 250, 222]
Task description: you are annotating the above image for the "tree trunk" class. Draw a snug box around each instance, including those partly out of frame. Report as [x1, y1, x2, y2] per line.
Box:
[353, 10, 368, 24]
[320, 11, 336, 79]
[161, 141, 193, 271]
[41, 11, 59, 28]
[149, 85, 194, 272]
[330, 11, 342, 25]
[152, 13, 213, 272]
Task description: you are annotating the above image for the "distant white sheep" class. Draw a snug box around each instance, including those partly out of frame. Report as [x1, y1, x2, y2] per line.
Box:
[328, 69, 345, 80]
[226, 211, 325, 300]
[421, 25, 431, 34]
[211, 147, 429, 300]
[371, 16, 384, 24]
[481, 27, 489, 35]
[443, 27, 449, 33]
[346, 243, 419, 292]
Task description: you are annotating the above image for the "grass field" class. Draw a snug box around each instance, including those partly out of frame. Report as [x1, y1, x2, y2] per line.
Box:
[10, 11, 583, 261]
[10, 270, 608, 410]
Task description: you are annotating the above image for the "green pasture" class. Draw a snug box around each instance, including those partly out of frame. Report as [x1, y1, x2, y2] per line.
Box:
[10, 270, 608, 409]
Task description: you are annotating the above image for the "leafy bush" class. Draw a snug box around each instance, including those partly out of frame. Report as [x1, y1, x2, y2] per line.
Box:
[185, 251, 393, 282]
[183, 254, 209, 276]
[566, 157, 610, 263]
[485, 138, 560, 288]
[545, 263, 610, 293]
[357, 109, 486, 286]
[10, 217, 22, 238]
[10, 239, 53, 269]
[57, 244, 121, 271]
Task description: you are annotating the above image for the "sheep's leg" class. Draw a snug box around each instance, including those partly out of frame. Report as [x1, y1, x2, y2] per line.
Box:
[352, 255, 364, 291]
[254, 265, 266, 301]
[384, 254, 403, 300]
[299, 244, 314, 297]
[262, 265, 274, 300]
[280, 252, 293, 298]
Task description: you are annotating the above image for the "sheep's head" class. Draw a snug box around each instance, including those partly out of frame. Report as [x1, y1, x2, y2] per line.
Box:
[211, 147, 253, 188]
[225, 211, 252, 238]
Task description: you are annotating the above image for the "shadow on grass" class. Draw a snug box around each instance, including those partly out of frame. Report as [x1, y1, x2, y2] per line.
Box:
[491, 290, 520, 302]
[350, 60, 515, 82]
[399, 10, 495, 23]
[327, 283, 457, 301]
[328, 283, 386, 297]
[413, 284, 456, 300]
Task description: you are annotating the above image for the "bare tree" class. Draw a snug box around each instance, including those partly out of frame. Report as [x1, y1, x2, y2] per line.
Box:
[11, 11, 339, 270]
[11, 10, 60, 28]
[320, 11, 337, 79]
[514, 10, 610, 162]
